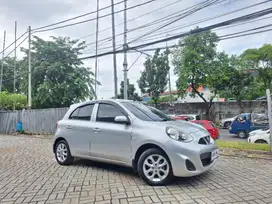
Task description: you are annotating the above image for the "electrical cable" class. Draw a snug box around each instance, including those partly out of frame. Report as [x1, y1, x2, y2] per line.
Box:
[33, 0, 156, 33]
[32, 0, 127, 31]
[128, 53, 142, 71]
[131, 0, 272, 43]
[78, 0, 185, 40]
[0, 31, 28, 55]
[83, 0, 216, 47]
[128, 0, 224, 44]
[4, 35, 29, 59]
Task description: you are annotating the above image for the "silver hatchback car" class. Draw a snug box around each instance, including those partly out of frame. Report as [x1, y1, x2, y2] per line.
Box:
[53, 100, 219, 185]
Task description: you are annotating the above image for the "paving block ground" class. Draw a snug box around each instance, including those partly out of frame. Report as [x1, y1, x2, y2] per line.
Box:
[0, 135, 272, 204]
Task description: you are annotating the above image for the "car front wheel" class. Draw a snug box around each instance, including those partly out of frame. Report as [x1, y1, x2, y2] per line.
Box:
[55, 140, 74, 165]
[224, 121, 231, 129]
[237, 130, 247, 139]
[137, 148, 173, 186]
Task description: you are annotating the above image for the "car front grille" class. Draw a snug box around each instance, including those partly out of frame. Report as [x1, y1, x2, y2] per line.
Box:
[198, 136, 211, 145]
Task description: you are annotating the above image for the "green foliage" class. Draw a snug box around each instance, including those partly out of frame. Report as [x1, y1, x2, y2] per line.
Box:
[241, 44, 272, 89]
[172, 29, 220, 101]
[0, 91, 27, 110]
[0, 57, 20, 93]
[138, 49, 170, 106]
[117, 79, 141, 101]
[19, 36, 98, 109]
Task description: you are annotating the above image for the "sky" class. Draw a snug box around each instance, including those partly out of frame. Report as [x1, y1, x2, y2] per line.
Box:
[0, 0, 271, 99]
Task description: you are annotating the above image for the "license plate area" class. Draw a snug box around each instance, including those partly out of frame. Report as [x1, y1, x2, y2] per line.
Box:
[211, 149, 219, 161]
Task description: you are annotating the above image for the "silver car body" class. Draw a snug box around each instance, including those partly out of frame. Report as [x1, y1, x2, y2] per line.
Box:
[53, 100, 218, 178]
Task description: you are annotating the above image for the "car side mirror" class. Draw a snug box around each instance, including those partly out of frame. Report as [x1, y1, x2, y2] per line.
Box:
[114, 116, 130, 125]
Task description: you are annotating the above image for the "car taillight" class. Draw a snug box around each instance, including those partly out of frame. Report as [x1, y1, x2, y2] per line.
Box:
[56, 122, 58, 128]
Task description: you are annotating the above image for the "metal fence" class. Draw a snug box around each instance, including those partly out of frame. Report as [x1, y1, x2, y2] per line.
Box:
[0, 108, 68, 135]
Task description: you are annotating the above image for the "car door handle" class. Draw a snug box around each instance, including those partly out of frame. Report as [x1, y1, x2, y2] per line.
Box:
[66, 125, 72, 130]
[93, 128, 100, 133]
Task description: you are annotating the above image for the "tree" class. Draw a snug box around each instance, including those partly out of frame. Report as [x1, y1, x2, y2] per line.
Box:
[0, 57, 21, 93]
[19, 36, 99, 109]
[217, 55, 254, 111]
[137, 49, 169, 107]
[172, 29, 226, 118]
[241, 44, 272, 90]
[117, 79, 141, 101]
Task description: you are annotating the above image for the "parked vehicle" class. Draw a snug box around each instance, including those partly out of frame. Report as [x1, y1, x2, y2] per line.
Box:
[248, 125, 269, 137]
[229, 113, 268, 139]
[173, 115, 189, 121]
[191, 120, 220, 140]
[181, 114, 201, 121]
[220, 115, 239, 129]
[248, 129, 270, 144]
[53, 100, 218, 186]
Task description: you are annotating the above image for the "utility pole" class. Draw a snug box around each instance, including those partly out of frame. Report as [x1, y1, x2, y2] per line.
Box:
[266, 89, 272, 152]
[123, 0, 128, 100]
[94, 0, 99, 99]
[111, 0, 118, 99]
[0, 30, 6, 92]
[166, 37, 172, 105]
[28, 26, 32, 109]
[13, 21, 17, 110]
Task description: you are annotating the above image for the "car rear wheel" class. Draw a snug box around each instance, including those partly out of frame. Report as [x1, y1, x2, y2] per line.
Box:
[255, 139, 268, 144]
[224, 121, 231, 129]
[137, 148, 173, 186]
[55, 140, 74, 165]
[237, 130, 247, 139]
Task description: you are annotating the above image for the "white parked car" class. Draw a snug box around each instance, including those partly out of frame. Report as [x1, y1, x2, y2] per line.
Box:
[248, 128, 270, 144]
[219, 115, 238, 129]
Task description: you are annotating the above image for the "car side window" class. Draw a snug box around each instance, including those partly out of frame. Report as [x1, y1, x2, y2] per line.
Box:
[96, 103, 125, 123]
[69, 104, 94, 121]
[69, 109, 79, 120]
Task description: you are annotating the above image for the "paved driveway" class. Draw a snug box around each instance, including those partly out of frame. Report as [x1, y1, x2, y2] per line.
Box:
[0, 135, 272, 204]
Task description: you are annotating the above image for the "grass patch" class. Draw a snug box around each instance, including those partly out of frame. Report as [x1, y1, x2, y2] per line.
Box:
[216, 140, 270, 151]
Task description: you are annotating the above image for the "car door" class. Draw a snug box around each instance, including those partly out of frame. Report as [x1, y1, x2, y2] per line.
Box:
[90, 102, 132, 164]
[65, 103, 95, 157]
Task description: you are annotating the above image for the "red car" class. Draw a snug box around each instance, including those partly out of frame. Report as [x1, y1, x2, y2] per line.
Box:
[191, 120, 219, 140]
[172, 115, 189, 121]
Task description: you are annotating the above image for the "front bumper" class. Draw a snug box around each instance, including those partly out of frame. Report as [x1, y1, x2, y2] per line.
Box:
[166, 138, 218, 177]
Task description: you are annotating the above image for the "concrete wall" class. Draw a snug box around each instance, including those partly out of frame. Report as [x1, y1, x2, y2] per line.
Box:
[159, 100, 267, 121]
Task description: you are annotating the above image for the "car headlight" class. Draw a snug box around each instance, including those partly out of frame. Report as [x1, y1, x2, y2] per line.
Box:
[249, 132, 256, 136]
[166, 127, 193, 142]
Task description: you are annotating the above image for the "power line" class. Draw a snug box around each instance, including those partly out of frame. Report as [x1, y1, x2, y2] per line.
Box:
[131, 0, 272, 43]
[128, 53, 142, 71]
[4, 35, 28, 59]
[32, 0, 126, 31]
[3, 27, 272, 84]
[0, 31, 28, 56]
[83, 0, 211, 48]
[129, 0, 222, 44]
[78, 8, 272, 59]
[78, 0, 185, 40]
[33, 0, 156, 33]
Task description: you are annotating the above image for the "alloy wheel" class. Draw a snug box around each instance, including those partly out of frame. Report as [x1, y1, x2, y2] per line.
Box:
[56, 143, 68, 163]
[143, 154, 170, 182]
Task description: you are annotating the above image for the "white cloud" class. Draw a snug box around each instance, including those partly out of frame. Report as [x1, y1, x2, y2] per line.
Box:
[0, 0, 271, 99]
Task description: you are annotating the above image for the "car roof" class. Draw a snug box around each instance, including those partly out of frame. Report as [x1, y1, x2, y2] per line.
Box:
[70, 99, 134, 108]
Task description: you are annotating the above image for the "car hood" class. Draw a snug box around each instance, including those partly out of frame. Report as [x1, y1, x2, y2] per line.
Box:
[159, 120, 209, 137]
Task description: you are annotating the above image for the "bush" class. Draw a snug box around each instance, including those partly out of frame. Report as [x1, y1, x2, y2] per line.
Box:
[0, 92, 27, 110]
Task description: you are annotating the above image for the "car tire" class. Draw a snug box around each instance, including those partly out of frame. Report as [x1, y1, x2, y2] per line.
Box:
[224, 121, 231, 129]
[255, 139, 268, 144]
[237, 130, 247, 139]
[137, 148, 173, 186]
[54, 140, 74, 165]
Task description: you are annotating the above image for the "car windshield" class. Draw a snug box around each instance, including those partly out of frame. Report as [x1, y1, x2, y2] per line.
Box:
[121, 102, 173, 121]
